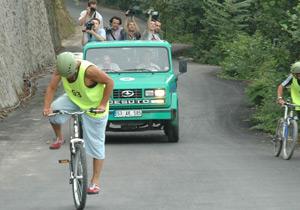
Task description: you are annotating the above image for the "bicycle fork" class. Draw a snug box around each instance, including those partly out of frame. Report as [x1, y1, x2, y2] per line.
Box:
[69, 139, 85, 184]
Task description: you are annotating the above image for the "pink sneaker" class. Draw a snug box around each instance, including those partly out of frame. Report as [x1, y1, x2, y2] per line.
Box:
[87, 183, 100, 194]
[49, 139, 64, 150]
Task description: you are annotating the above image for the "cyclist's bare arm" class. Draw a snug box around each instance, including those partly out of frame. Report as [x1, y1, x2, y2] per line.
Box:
[85, 65, 114, 111]
[277, 84, 285, 105]
[43, 71, 61, 116]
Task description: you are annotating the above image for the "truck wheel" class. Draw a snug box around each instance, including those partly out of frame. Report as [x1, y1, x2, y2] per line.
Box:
[165, 122, 179, 143]
[164, 109, 179, 143]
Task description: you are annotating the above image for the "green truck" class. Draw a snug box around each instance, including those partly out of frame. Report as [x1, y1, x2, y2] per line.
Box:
[83, 41, 187, 142]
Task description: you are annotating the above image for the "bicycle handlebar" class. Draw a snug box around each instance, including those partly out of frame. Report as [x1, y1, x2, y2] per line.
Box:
[48, 108, 105, 116]
[283, 102, 300, 107]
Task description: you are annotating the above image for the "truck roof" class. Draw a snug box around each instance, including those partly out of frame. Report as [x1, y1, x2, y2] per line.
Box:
[83, 40, 172, 50]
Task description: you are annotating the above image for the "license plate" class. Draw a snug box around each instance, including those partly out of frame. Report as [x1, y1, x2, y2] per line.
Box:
[114, 110, 142, 118]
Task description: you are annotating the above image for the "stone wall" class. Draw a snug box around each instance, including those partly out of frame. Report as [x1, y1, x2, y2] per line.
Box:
[0, 0, 69, 109]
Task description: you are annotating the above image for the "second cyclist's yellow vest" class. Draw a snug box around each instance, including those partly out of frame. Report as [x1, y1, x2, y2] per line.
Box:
[291, 76, 300, 110]
[61, 60, 109, 118]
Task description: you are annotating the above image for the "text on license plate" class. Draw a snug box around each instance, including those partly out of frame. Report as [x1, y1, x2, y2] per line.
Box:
[114, 110, 142, 117]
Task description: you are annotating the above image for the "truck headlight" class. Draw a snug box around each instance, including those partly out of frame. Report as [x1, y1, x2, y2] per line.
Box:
[154, 89, 166, 97]
[145, 89, 166, 97]
[145, 89, 155, 97]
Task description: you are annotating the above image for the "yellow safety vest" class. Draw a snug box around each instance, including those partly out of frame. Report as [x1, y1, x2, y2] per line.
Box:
[61, 60, 109, 118]
[291, 76, 300, 111]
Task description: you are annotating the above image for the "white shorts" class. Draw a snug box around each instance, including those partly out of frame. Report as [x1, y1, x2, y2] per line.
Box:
[49, 94, 108, 159]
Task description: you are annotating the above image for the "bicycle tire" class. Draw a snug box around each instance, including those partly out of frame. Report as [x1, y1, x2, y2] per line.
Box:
[273, 118, 284, 157]
[282, 119, 298, 160]
[71, 143, 88, 210]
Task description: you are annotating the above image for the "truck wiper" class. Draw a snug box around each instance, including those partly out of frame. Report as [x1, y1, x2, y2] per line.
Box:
[122, 68, 154, 72]
[101, 68, 119, 73]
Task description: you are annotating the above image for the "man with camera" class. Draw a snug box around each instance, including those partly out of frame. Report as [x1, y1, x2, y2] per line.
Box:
[143, 9, 161, 41]
[79, 0, 103, 29]
[124, 9, 141, 40]
[106, 16, 125, 41]
[82, 18, 106, 46]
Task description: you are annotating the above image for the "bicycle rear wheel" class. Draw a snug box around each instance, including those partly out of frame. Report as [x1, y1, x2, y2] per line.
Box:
[273, 118, 284, 157]
[71, 143, 88, 210]
[282, 119, 298, 160]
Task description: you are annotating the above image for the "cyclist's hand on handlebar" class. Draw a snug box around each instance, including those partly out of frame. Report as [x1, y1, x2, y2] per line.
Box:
[90, 106, 106, 114]
[43, 108, 53, 116]
[277, 98, 285, 106]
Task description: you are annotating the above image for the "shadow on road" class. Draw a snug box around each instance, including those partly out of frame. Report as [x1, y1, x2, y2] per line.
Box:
[106, 132, 170, 144]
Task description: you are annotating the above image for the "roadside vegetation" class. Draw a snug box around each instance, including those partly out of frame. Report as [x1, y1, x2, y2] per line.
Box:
[99, 0, 300, 133]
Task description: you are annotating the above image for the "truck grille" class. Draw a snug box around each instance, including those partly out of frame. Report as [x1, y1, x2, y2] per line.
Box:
[113, 89, 142, 98]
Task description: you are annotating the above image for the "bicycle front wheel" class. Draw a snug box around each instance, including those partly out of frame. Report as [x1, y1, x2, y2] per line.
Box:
[273, 118, 284, 157]
[71, 143, 88, 210]
[282, 119, 298, 160]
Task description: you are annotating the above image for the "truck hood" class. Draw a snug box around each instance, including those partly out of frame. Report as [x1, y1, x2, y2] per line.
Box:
[109, 73, 175, 89]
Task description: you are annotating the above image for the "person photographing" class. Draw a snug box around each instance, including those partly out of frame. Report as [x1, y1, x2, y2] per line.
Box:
[82, 18, 106, 46]
[124, 9, 141, 40]
[79, 0, 103, 29]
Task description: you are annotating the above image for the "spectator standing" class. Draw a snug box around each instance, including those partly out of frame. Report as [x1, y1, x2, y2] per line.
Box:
[82, 18, 106, 46]
[143, 11, 161, 41]
[106, 16, 125, 41]
[124, 10, 141, 40]
[79, 0, 104, 29]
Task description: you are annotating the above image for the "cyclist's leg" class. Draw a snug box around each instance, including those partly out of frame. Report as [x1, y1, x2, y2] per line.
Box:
[82, 114, 108, 188]
[49, 94, 80, 141]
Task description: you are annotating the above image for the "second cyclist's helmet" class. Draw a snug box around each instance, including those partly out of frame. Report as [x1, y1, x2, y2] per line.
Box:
[291, 61, 300, 74]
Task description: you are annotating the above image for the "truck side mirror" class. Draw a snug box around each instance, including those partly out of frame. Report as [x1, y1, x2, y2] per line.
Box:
[179, 59, 187, 74]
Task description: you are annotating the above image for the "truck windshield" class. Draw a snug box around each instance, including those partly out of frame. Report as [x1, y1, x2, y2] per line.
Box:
[85, 47, 170, 72]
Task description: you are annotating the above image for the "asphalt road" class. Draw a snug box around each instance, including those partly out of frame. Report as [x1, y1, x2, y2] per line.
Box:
[1, 1, 300, 210]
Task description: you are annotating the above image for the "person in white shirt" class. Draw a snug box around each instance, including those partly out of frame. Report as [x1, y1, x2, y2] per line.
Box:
[78, 0, 104, 29]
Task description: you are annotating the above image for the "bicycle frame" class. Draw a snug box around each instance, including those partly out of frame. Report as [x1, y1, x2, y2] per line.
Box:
[70, 114, 84, 154]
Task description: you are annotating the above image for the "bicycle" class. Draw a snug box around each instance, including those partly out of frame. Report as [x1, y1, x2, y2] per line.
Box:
[49, 109, 101, 210]
[273, 102, 300, 160]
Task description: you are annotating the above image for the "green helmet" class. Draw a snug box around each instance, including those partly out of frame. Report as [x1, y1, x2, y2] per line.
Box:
[291, 62, 300, 73]
[56, 52, 77, 77]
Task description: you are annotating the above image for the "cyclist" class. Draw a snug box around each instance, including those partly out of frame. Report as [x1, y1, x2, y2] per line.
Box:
[277, 62, 300, 107]
[43, 52, 114, 194]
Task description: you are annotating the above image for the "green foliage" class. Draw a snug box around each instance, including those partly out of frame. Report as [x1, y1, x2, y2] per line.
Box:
[220, 33, 275, 79]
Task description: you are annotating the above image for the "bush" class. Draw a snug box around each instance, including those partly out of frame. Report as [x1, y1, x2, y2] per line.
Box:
[220, 33, 276, 80]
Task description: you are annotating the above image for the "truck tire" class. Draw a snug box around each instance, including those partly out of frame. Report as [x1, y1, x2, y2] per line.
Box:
[165, 122, 179, 142]
[164, 109, 179, 143]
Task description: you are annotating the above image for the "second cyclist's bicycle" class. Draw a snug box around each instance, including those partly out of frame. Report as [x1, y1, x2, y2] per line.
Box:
[273, 102, 300, 160]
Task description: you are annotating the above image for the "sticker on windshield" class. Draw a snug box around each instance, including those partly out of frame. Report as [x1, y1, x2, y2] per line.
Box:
[120, 77, 135, 81]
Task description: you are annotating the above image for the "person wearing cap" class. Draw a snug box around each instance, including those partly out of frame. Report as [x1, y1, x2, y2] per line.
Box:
[277, 61, 300, 108]
[43, 52, 114, 194]
[79, 0, 104, 29]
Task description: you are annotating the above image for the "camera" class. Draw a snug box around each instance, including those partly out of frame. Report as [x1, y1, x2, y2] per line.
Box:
[82, 20, 94, 32]
[90, 7, 96, 14]
[126, 9, 136, 17]
[151, 11, 159, 20]
[147, 9, 159, 20]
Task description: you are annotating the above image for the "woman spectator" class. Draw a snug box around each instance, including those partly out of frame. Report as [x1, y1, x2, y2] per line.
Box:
[124, 11, 141, 40]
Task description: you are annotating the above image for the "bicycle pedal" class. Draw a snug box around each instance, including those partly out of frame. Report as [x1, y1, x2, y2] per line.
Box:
[58, 159, 70, 164]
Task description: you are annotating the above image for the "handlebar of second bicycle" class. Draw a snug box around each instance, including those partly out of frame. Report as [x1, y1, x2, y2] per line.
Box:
[283, 102, 300, 108]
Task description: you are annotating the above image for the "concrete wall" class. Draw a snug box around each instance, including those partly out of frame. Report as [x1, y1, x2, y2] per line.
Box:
[0, 0, 63, 109]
